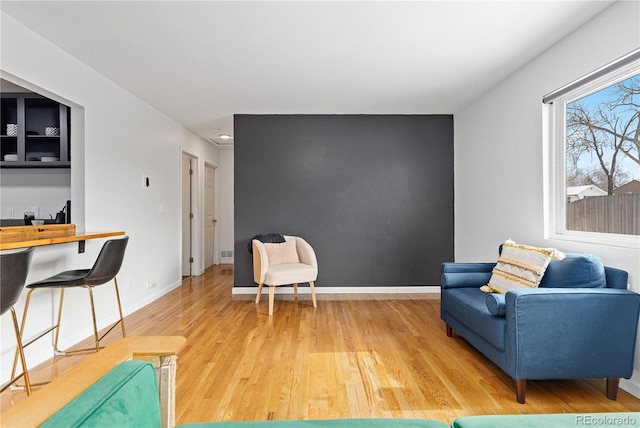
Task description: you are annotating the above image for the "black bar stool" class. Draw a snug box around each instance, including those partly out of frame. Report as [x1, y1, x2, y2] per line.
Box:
[14, 236, 129, 376]
[1, 247, 34, 396]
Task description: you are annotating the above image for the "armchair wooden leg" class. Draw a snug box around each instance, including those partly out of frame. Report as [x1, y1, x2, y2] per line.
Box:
[309, 281, 317, 308]
[606, 378, 619, 400]
[255, 283, 264, 304]
[293, 283, 298, 299]
[446, 324, 452, 337]
[268, 286, 275, 316]
[515, 379, 526, 404]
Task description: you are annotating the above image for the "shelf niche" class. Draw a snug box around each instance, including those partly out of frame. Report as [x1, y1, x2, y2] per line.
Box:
[1, 93, 70, 168]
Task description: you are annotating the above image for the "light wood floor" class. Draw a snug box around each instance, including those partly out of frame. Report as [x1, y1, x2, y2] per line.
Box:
[2, 264, 639, 424]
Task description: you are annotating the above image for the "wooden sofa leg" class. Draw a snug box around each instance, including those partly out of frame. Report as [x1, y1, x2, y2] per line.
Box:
[515, 379, 526, 404]
[606, 378, 619, 400]
[446, 324, 452, 337]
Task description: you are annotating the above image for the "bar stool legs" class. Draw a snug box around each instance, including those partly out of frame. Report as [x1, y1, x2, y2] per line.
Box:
[2, 307, 32, 396]
[51, 280, 126, 355]
[1, 247, 34, 395]
[8, 236, 128, 392]
[9, 278, 126, 391]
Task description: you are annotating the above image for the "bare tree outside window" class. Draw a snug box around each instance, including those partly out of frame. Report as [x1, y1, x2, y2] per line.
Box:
[565, 74, 639, 235]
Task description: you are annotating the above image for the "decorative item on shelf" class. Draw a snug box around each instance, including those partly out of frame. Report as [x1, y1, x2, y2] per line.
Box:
[54, 205, 66, 224]
[6, 124, 18, 136]
[23, 212, 35, 225]
[45, 126, 60, 136]
[41, 157, 60, 162]
[4, 154, 18, 162]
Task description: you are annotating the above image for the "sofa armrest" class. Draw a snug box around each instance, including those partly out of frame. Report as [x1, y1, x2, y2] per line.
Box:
[41, 361, 161, 428]
[504, 288, 640, 380]
[605, 266, 629, 289]
[441, 262, 495, 289]
[295, 237, 318, 267]
[1, 336, 186, 428]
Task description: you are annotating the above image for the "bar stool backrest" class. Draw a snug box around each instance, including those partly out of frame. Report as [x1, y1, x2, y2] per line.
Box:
[84, 237, 129, 286]
[1, 248, 34, 315]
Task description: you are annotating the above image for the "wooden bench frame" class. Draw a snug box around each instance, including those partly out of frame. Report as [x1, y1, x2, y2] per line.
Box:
[1, 336, 186, 428]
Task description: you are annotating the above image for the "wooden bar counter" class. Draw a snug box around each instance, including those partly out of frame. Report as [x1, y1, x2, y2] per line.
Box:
[0, 224, 125, 251]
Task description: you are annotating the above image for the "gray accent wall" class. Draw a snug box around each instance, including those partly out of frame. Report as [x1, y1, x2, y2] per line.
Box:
[234, 114, 453, 288]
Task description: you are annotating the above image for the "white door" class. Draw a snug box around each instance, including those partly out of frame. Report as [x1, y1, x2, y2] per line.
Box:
[181, 155, 192, 276]
[205, 164, 216, 269]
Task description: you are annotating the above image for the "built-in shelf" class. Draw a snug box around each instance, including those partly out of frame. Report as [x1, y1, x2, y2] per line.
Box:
[1, 93, 70, 168]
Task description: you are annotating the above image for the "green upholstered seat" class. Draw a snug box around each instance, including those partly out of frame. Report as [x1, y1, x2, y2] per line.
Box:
[181, 419, 448, 428]
[42, 360, 161, 428]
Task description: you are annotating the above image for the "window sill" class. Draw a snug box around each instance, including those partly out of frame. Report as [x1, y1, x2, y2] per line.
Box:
[549, 231, 640, 250]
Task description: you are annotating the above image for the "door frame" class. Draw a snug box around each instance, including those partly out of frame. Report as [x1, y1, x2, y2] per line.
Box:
[181, 152, 197, 276]
[204, 162, 217, 268]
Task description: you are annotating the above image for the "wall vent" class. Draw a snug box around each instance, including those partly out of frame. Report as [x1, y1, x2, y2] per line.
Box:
[220, 250, 234, 263]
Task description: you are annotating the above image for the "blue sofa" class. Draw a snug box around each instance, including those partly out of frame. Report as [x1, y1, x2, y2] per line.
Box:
[440, 253, 640, 404]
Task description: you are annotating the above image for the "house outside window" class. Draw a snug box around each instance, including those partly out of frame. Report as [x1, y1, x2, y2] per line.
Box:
[545, 50, 640, 247]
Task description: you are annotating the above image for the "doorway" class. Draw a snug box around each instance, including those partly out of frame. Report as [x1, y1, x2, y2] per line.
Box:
[181, 154, 192, 277]
[205, 164, 216, 269]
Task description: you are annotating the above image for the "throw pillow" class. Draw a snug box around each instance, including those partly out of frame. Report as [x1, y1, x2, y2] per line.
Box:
[482, 239, 565, 294]
[264, 240, 300, 265]
[486, 293, 506, 316]
[539, 253, 606, 288]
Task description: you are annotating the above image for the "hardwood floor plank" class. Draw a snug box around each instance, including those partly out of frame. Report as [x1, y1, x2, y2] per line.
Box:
[2, 265, 639, 424]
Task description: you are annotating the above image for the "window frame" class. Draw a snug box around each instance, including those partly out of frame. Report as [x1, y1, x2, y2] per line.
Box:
[546, 60, 640, 249]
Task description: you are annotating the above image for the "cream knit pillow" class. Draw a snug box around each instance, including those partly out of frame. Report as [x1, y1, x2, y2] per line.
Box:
[264, 240, 300, 265]
[482, 239, 565, 294]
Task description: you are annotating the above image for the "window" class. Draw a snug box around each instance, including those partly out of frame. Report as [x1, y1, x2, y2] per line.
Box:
[545, 50, 640, 247]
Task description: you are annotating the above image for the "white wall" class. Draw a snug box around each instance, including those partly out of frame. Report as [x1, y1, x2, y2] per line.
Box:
[454, 1, 640, 397]
[0, 12, 225, 383]
[217, 148, 235, 261]
[1, 169, 71, 220]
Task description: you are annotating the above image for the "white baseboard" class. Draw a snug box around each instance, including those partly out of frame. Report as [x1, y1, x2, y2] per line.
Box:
[620, 378, 640, 399]
[232, 285, 441, 295]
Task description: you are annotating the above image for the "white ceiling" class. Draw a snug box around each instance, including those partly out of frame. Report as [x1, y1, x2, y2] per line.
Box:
[1, 1, 615, 146]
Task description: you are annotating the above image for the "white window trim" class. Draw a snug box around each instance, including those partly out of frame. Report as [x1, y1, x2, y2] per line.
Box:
[545, 60, 640, 250]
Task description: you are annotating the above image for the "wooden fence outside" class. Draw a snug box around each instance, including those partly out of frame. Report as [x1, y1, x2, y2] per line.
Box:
[567, 194, 640, 235]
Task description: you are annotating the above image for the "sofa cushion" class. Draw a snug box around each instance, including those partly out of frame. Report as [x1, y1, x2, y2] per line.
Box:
[181, 419, 449, 427]
[484, 240, 564, 294]
[485, 294, 506, 316]
[451, 413, 639, 428]
[264, 240, 300, 265]
[441, 288, 506, 351]
[539, 253, 606, 288]
[265, 263, 317, 285]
